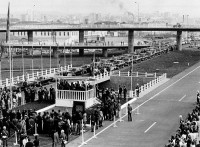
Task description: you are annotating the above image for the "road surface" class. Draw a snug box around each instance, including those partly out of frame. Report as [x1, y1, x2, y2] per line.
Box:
[67, 58, 200, 147]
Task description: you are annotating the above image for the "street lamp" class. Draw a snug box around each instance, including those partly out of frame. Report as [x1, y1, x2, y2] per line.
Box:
[40, 43, 43, 73]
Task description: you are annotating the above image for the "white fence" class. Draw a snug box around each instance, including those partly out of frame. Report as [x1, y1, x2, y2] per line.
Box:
[119, 73, 167, 116]
[1, 64, 72, 87]
[111, 71, 159, 78]
[130, 73, 167, 97]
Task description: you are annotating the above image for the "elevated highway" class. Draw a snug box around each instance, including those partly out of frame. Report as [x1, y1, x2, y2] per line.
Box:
[0, 26, 193, 53]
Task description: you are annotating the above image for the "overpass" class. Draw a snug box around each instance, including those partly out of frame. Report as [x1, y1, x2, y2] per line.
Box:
[4, 43, 150, 57]
[0, 26, 193, 54]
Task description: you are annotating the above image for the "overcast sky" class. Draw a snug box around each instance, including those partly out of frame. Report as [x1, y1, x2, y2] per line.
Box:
[0, 0, 200, 17]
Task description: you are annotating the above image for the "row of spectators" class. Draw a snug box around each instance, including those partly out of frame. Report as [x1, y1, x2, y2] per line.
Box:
[24, 85, 56, 103]
[165, 92, 200, 147]
[58, 80, 93, 91]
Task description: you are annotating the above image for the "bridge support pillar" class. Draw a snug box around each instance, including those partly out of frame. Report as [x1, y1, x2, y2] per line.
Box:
[53, 48, 59, 58]
[27, 31, 33, 43]
[79, 30, 84, 56]
[102, 48, 108, 57]
[128, 30, 134, 53]
[176, 31, 182, 51]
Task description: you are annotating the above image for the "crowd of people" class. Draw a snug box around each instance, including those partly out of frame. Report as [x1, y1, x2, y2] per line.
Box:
[165, 92, 200, 147]
[57, 80, 93, 91]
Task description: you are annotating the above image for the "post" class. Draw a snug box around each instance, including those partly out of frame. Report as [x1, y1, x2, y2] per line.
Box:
[128, 30, 134, 53]
[113, 115, 117, 127]
[119, 108, 124, 122]
[81, 119, 87, 145]
[50, 46, 52, 70]
[102, 48, 108, 57]
[34, 123, 38, 136]
[176, 30, 182, 51]
[79, 30, 84, 56]
[93, 123, 97, 139]
[13, 131, 19, 146]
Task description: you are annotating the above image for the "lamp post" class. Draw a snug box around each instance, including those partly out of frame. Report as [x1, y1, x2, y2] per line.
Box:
[40, 43, 43, 73]
[186, 15, 189, 42]
[64, 43, 66, 68]
[31, 45, 34, 75]
[21, 42, 25, 78]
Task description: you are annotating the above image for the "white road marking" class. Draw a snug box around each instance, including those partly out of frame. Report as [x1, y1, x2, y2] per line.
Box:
[78, 65, 200, 147]
[144, 122, 157, 133]
[179, 95, 186, 101]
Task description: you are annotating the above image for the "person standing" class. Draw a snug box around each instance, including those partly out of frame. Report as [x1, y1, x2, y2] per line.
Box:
[197, 91, 200, 104]
[50, 85, 55, 103]
[1, 126, 8, 147]
[127, 104, 132, 121]
[118, 85, 122, 98]
[53, 130, 59, 147]
[136, 83, 140, 97]
[60, 130, 67, 147]
[123, 86, 127, 101]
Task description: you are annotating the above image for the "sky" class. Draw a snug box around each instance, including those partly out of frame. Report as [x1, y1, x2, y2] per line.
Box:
[0, 0, 200, 17]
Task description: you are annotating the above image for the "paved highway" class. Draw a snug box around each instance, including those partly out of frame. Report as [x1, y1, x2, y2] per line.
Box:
[67, 58, 200, 147]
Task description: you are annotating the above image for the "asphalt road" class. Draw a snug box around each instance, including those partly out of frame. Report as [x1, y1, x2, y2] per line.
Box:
[68, 58, 200, 147]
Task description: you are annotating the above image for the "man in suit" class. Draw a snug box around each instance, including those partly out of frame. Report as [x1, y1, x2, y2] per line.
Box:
[53, 130, 59, 147]
[127, 104, 132, 121]
[1, 126, 8, 147]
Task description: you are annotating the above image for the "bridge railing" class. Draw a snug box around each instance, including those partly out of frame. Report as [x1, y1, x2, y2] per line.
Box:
[1, 64, 73, 87]
[57, 89, 95, 101]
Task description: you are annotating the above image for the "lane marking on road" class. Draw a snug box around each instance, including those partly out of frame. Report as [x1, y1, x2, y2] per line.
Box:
[144, 122, 157, 133]
[78, 65, 200, 147]
[179, 95, 186, 102]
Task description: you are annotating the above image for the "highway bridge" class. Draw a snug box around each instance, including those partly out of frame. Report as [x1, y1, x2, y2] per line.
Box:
[4, 43, 150, 57]
[0, 26, 195, 54]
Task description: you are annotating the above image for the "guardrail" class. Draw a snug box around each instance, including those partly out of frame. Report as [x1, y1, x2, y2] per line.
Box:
[1, 64, 73, 87]
[57, 88, 95, 101]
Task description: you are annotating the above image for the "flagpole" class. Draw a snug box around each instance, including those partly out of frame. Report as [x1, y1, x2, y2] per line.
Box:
[50, 46, 51, 70]
[70, 44, 72, 66]
[11, 46, 13, 80]
[22, 44, 25, 79]
[6, 2, 12, 109]
[57, 44, 59, 69]
[9, 44, 12, 109]
[41, 44, 43, 73]
[64, 43, 66, 68]
[131, 55, 133, 91]
[32, 45, 34, 75]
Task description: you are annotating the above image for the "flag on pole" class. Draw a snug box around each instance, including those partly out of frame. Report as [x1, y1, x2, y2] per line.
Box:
[6, 2, 10, 43]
